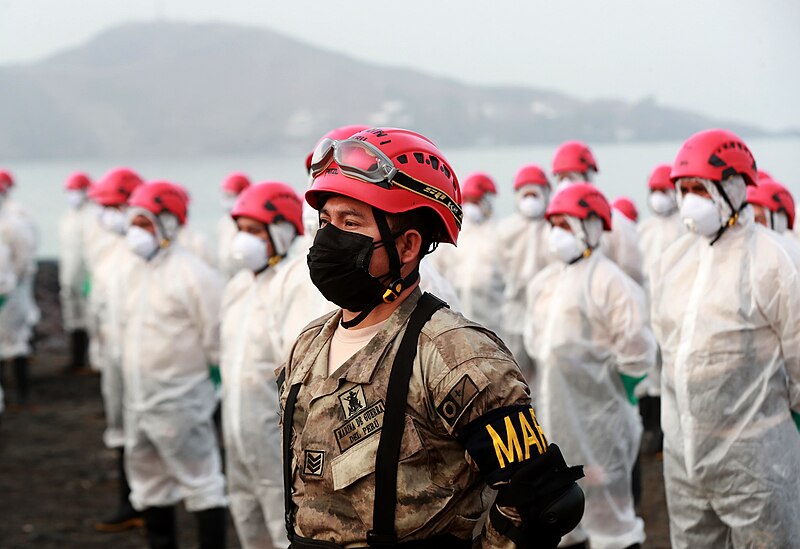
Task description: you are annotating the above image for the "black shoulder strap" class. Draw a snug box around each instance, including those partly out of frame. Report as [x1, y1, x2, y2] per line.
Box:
[367, 292, 447, 546]
[283, 381, 302, 541]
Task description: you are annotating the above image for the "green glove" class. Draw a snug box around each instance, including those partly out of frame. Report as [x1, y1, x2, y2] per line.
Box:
[619, 373, 647, 405]
[82, 274, 92, 297]
[0, 294, 6, 310]
[209, 364, 221, 389]
[792, 410, 800, 433]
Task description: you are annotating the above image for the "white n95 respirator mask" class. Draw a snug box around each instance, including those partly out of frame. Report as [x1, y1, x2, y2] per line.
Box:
[232, 231, 269, 272]
[680, 193, 722, 237]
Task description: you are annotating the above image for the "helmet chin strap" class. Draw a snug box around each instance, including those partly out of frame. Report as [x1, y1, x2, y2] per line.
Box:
[709, 181, 746, 246]
[339, 208, 419, 329]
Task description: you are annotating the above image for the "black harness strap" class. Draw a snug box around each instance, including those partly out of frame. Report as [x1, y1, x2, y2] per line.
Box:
[283, 382, 302, 541]
[282, 293, 447, 546]
[367, 292, 446, 546]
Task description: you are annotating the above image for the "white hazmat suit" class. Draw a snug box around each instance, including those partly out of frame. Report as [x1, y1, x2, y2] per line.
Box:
[497, 205, 551, 384]
[117, 244, 227, 512]
[222, 266, 287, 548]
[58, 199, 92, 332]
[650, 204, 800, 548]
[432, 217, 505, 338]
[217, 215, 240, 279]
[524, 245, 655, 549]
[0, 204, 37, 359]
[601, 211, 644, 286]
[0, 239, 18, 413]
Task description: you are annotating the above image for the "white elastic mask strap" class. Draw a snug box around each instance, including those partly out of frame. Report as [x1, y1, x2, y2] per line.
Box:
[268, 221, 297, 258]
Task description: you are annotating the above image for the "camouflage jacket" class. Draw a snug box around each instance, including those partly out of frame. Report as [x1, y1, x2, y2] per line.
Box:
[278, 289, 538, 548]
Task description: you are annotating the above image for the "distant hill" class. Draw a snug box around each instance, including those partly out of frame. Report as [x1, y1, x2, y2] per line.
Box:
[0, 21, 769, 160]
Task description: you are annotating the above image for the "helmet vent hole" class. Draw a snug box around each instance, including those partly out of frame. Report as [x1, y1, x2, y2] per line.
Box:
[429, 156, 440, 170]
[413, 153, 425, 164]
[396, 154, 408, 165]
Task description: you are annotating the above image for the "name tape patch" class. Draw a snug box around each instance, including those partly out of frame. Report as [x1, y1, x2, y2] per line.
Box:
[436, 375, 480, 427]
[335, 399, 385, 453]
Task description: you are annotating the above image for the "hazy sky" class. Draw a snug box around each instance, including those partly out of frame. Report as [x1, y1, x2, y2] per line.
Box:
[1, 0, 798, 132]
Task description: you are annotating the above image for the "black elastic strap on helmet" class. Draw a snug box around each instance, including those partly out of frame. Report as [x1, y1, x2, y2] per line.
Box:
[709, 181, 747, 246]
[567, 220, 594, 265]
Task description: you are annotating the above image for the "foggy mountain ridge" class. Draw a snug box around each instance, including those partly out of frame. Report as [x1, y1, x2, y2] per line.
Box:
[0, 20, 771, 160]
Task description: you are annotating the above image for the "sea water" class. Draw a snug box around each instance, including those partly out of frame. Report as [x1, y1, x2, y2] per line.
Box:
[5, 137, 799, 259]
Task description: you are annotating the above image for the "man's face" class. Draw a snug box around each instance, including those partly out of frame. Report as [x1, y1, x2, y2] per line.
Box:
[752, 204, 768, 227]
[319, 195, 390, 278]
[677, 178, 712, 199]
[548, 213, 572, 232]
[131, 214, 156, 235]
[236, 216, 274, 257]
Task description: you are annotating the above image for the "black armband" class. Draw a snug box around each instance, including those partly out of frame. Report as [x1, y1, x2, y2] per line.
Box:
[458, 404, 549, 486]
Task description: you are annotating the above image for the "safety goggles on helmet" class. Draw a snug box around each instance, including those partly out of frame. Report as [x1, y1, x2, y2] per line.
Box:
[310, 137, 463, 229]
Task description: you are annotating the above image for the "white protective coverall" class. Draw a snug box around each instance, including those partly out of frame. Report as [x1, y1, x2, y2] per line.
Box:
[89, 236, 130, 448]
[117, 244, 226, 512]
[178, 224, 217, 269]
[217, 215, 240, 278]
[524, 250, 655, 549]
[497, 210, 551, 384]
[58, 200, 92, 332]
[3, 198, 40, 329]
[0, 239, 18, 413]
[638, 211, 684, 290]
[650, 206, 800, 548]
[221, 266, 287, 548]
[636, 210, 684, 398]
[0, 204, 37, 359]
[432, 217, 505, 338]
[601, 210, 644, 286]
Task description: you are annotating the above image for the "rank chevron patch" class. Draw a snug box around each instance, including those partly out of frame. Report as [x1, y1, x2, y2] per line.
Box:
[303, 450, 325, 477]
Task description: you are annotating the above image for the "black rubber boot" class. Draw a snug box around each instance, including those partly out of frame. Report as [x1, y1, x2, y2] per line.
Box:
[13, 355, 30, 405]
[639, 396, 663, 454]
[194, 507, 226, 549]
[94, 448, 143, 532]
[143, 506, 177, 549]
[66, 329, 90, 372]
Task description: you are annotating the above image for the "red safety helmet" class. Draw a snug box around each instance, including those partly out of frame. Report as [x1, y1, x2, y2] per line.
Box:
[306, 125, 370, 173]
[88, 168, 144, 206]
[612, 197, 639, 223]
[671, 129, 757, 186]
[513, 164, 549, 190]
[128, 181, 188, 225]
[306, 127, 462, 245]
[0, 170, 13, 192]
[232, 181, 304, 235]
[546, 183, 612, 230]
[647, 164, 674, 191]
[747, 180, 795, 230]
[65, 172, 92, 191]
[757, 170, 773, 183]
[221, 172, 251, 195]
[552, 141, 598, 175]
[462, 172, 497, 200]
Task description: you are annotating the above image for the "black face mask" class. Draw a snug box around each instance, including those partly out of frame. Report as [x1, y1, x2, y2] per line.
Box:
[307, 223, 389, 313]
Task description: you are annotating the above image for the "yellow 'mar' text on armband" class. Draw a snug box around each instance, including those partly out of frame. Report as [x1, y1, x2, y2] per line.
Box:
[486, 408, 548, 468]
[460, 404, 550, 482]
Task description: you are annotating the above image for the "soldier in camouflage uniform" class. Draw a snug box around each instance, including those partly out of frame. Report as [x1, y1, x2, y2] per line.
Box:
[278, 128, 585, 549]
